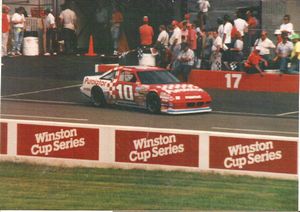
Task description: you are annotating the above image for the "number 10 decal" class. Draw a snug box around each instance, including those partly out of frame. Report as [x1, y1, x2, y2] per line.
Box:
[116, 84, 134, 100]
[225, 73, 242, 89]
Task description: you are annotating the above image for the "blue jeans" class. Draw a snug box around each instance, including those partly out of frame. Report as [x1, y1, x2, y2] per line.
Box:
[288, 59, 299, 74]
[111, 25, 120, 50]
[279, 57, 290, 73]
[12, 27, 24, 52]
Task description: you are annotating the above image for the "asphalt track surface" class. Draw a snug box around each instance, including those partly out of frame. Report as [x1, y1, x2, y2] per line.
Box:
[1, 55, 299, 137]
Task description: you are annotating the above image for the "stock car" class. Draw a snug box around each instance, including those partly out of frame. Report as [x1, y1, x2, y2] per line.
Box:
[80, 66, 212, 114]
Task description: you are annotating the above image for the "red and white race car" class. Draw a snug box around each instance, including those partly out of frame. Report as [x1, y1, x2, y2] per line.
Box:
[80, 66, 212, 114]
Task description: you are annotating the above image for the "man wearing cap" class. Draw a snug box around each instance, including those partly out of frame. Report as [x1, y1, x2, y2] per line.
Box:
[274, 29, 282, 47]
[275, 32, 293, 73]
[44, 8, 57, 56]
[139, 16, 154, 47]
[289, 33, 300, 73]
[244, 46, 268, 75]
[169, 20, 182, 68]
[172, 42, 195, 82]
[2, 5, 10, 57]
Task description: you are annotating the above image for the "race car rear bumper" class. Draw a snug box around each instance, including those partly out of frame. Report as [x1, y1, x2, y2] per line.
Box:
[162, 107, 212, 115]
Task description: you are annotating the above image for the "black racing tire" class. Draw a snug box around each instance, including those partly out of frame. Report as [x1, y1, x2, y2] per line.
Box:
[91, 87, 106, 107]
[146, 92, 161, 114]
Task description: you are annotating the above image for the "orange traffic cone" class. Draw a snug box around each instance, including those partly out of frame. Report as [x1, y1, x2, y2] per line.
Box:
[85, 35, 97, 56]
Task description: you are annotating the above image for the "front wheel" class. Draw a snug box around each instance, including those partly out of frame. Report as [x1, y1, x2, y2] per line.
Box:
[146, 92, 161, 114]
[91, 87, 106, 107]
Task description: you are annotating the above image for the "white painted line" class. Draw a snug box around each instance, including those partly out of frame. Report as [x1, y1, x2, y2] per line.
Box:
[0, 114, 88, 122]
[213, 110, 273, 117]
[276, 111, 299, 116]
[1, 84, 81, 98]
[1, 98, 85, 105]
[212, 127, 298, 135]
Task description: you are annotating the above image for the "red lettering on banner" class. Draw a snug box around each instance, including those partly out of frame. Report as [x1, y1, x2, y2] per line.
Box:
[209, 136, 297, 174]
[17, 124, 99, 160]
[0, 123, 8, 154]
[116, 130, 199, 167]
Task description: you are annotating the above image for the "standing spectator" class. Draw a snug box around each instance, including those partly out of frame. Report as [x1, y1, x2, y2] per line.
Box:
[289, 33, 300, 74]
[230, 31, 244, 70]
[211, 29, 222, 70]
[44, 8, 57, 56]
[234, 11, 248, 37]
[111, 7, 123, 55]
[280, 15, 294, 35]
[59, 4, 77, 54]
[187, 24, 197, 52]
[169, 20, 182, 69]
[2, 5, 10, 57]
[172, 43, 195, 82]
[95, 2, 109, 53]
[139, 16, 154, 47]
[222, 15, 233, 69]
[11, 7, 26, 56]
[246, 10, 258, 46]
[197, 0, 210, 30]
[181, 21, 189, 43]
[244, 46, 268, 75]
[217, 17, 224, 40]
[195, 26, 204, 68]
[254, 31, 276, 63]
[155, 25, 169, 67]
[179, 13, 191, 29]
[202, 29, 214, 69]
[275, 32, 293, 73]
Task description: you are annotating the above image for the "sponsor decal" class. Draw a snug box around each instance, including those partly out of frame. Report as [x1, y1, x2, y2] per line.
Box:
[210, 136, 297, 174]
[116, 130, 199, 167]
[0, 123, 8, 154]
[84, 78, 110, 87]
[17, 124, 99, 160]
[185, 95, 202, 100]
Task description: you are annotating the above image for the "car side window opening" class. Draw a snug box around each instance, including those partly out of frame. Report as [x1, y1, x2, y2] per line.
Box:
[119, 71, 137, 83]
[100, 70, 117, 80]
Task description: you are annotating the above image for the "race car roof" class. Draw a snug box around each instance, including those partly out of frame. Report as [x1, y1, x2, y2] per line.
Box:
[121, 66, 166, 72]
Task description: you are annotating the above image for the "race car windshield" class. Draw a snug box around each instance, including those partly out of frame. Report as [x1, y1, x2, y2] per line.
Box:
[137, 70, 180, 84]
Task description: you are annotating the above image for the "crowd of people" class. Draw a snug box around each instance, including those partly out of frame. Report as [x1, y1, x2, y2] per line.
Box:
[2, 1, 299, 78]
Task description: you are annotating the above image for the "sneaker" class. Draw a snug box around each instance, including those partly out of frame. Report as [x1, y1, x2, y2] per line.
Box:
[16, 51, 22, 55]
[53, 52, 57, 56]
[10, 52, 16, 56]
[44, 52, 51, 56]
[113, 50, 118, 56]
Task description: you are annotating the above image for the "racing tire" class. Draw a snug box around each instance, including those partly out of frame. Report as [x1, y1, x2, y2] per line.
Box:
[146, 92, 161, 114]
[91, 87, 106, 107]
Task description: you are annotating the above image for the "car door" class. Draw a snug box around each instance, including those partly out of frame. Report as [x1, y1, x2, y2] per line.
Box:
[114, 70, 138, 105]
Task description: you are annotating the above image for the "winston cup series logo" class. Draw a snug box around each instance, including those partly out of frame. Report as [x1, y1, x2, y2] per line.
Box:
[224, 141, 282, 169]
[31, 128, 85, 156]
[129, 134, 184, 162]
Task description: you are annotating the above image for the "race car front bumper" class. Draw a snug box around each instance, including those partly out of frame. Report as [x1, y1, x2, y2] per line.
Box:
[161, 106, 212, 115]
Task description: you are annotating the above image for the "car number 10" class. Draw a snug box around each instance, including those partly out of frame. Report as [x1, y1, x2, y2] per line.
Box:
[225, 73, 242, 89]
[116, 84, 134, 100]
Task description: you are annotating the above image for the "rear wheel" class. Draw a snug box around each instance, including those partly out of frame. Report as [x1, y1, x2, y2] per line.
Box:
[91, 87, 106, 107]
[146, 92, 161, 114]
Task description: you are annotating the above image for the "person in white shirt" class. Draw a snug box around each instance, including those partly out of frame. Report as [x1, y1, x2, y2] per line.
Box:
[280, 14, 294, 35]
[59, 4, 77, 54]
[254, 31, 276, 62]
[234, 11, 248, 37]
[156, 25, 169, 67]
[11, 7, 26, 55]
[169, 21, 182, 69]
[275, 32, 293, 73]
[173, 43, 195, 82]
[216, 17, 224, 40]
[222, 15, 233, 68]
[44, 8, 57, 55]
[230, 31, 244, 70]
[198, 0, 210, 29]
[211, 29, 222, 70]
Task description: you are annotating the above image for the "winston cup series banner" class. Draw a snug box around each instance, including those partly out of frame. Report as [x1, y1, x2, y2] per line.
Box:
[115, 130, 199, 167]
[17, 124, 99, 160]
[209, 136, 297, 174]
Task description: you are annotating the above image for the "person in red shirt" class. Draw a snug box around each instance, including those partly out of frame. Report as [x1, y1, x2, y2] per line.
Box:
[244, 46, 268, 75]
[2, 5, 10, 57]
[187, 23, 197, 51]
[139, 16, 154, 47]
[246, 10, 258, 46]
